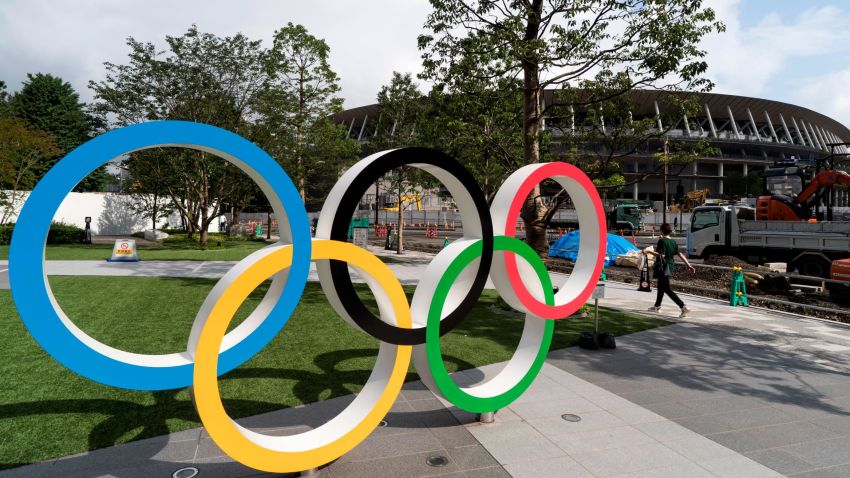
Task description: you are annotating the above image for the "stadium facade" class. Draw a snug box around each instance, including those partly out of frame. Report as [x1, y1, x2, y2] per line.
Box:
[334, 90, 850, 209]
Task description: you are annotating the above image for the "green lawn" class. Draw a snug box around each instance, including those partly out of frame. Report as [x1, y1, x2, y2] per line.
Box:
[0, 277, 667, 469]
[0, 238, 405, 263]
[0, 235, 268, 261]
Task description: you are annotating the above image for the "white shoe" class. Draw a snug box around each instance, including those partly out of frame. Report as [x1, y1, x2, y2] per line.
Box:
[647, 305, 661, 312]
[679, 306, 691, 318]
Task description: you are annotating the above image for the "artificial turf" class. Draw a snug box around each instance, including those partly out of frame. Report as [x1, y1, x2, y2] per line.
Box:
[0, 276, 667, 469]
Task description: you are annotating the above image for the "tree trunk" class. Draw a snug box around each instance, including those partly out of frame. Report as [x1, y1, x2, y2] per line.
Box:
[151, 192, 158, 231]
[297, 125, 306, 203]
[519, 0, 549, 253]
[396, 183, 403, 254]
[199, 153, 210, 248]
[200, 206, 209, 249]
[231, 206, 240, 233]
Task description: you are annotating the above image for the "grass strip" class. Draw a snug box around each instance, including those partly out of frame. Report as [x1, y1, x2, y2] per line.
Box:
[0, 277, 666, 469]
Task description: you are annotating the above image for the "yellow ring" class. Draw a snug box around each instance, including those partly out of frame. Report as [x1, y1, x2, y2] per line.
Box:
[192, 239, 412, 473]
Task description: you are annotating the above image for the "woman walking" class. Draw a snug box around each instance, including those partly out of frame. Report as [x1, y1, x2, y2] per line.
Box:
[644, 223, 695, 317]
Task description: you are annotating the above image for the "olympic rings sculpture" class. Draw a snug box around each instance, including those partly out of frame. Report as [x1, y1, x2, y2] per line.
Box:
[9, 120, 606, 473]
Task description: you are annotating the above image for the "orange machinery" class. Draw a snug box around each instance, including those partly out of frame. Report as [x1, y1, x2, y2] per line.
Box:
[756, 170, 850, 220]
[828, 258, 850, 303]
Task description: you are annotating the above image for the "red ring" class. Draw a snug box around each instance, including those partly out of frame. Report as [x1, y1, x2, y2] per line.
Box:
[503, 162, 607, 318]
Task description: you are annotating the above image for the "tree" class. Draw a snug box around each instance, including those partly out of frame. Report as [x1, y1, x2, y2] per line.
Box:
[419, 0, 724, 251]
[300, 117, 360, 211]
[0, 118, 60, 223]
[725, 171, 761, 198]
[550, 79, 717, 204]
[370, 72, 430, 254]
[91, 26, 268, 247]
[256, 23, 359, 204]
[92, 25, 358, 247]
[420, 83, 525, 201]
[9, 73, 108, 192]
[122, 150, 175, 230]
[0, 81, 10, 117]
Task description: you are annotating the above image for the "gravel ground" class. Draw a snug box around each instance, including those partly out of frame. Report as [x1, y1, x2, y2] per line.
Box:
[374, 235, 850, 324]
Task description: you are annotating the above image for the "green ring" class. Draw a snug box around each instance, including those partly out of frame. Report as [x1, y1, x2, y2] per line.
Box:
[426, 235, 555, 412]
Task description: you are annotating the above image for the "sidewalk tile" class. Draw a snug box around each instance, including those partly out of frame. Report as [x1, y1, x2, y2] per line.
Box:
[744, 449, 818, 476]
[699, 454, 783, 478]
[548, 425, 655, 454]
[709, 421, 840, 452]
[571, 442, 692, 478]
[504, 456, 593, 478]
[526, 410, 627, 436]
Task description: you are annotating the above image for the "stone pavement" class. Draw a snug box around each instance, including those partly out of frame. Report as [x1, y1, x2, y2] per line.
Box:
[1, 352, 785, 478]
[4, 251, 850, 476]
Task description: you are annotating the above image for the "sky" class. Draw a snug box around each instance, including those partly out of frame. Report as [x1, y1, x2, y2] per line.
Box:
[1, 0, 850, 127]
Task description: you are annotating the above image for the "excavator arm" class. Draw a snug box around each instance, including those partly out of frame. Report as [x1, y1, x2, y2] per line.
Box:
[795, 170, 850, 207]
[756, 169, 850, 220]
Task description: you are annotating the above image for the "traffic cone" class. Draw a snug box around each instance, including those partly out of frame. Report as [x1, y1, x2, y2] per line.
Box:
[638, 255, 652, 292]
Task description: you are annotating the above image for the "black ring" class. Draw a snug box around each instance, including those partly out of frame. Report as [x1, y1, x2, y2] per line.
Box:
[326, 147, 493, 345]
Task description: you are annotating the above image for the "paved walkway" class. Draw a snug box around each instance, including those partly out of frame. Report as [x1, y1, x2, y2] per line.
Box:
[3, 251, 850, 476]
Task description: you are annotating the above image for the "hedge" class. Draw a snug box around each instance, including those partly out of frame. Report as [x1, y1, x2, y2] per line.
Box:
[0, 222, 86, 245]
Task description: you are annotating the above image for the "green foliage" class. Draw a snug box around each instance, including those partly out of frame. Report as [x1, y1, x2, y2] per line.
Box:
[418, 0, 725, 250]
[0, 117, 61, 223]
[289, 116, 360, 212]
[421, 85, 526, 200]
[0, 80, 9, 117]
[90, 24, 358, 243]
[8, 73, 107, 192]
[254, 23, 360, 206]
[45, 222, 86, 244]
[369, 72, 431, 253]
[420, 1, 724, 99]
[9, 74, 88, 155]
[90, 26, 273, 245]
[725, 171, 762, 198]
[551, 81, 718, 202]
[369, 72, 424, 150]
[0, 223, 11, 245]
[0, 222, 85, 246]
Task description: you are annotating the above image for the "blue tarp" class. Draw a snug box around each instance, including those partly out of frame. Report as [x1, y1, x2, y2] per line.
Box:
[548, 231, 639, 266]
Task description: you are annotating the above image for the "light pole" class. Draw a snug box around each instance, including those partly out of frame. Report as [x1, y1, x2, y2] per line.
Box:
[662, 139, 669, 225]
[374, 178, 380, 227]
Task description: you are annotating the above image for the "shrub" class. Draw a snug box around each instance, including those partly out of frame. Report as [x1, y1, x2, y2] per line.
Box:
[0, 223, 13, 245]
[46, 222, 86, 244]
[0, 222, 86, 245]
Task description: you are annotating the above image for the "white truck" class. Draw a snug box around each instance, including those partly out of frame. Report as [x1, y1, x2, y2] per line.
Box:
[687, 204, 850, 277]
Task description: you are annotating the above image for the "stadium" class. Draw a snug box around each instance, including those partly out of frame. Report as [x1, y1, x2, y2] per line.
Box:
[334, 90, 850, 210]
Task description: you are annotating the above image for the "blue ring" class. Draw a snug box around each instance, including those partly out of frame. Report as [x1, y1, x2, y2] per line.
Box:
[9, 121, 311, 390]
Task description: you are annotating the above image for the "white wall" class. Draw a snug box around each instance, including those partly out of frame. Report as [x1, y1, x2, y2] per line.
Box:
[2, 191, 221, 235]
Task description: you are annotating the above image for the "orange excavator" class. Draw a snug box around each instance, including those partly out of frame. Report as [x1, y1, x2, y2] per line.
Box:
[756, 169, 850, 220]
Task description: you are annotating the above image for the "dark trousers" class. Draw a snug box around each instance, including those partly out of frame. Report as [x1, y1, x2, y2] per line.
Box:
[655, 275, 684, 308]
